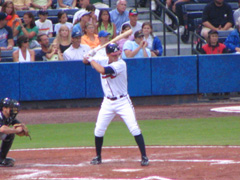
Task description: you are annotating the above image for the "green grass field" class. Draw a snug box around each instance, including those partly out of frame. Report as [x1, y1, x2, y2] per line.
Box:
[12, 116, 240, 149]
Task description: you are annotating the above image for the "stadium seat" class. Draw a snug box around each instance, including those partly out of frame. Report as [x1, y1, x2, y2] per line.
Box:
[49, 37, 55, 44]
[1, 57, 13, 62]
[1, 50, 14, 57]
[181, 2, 239, 43]
[16, 10, 38, 17]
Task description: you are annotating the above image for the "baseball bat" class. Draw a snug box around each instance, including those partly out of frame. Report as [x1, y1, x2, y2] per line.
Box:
[94, 29, 133, 52]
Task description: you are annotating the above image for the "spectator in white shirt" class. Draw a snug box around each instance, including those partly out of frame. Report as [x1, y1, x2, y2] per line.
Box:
[54, 11, 73, 35]
[35, 10, 53, 37]
[63, 31, 91, 60]
[121, 8, 142, 34]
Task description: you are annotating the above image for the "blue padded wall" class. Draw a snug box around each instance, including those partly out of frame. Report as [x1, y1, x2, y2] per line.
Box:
[151, 56, 197, 95]
[0, 63, 20, 100]
[199, 54, 240, 93]
[125, 58, 152, 97]
[85, 65, 103, 98]
[19, 61, 85, 101]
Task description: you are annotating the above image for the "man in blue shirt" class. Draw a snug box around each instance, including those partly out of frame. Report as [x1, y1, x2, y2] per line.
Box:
[0, 12, 14, 50]
[110, 0, 129, 35]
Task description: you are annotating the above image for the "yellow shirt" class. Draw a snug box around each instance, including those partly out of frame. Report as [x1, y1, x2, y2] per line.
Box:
[81, 34, 100, 49]
[13, 0, 31, 6]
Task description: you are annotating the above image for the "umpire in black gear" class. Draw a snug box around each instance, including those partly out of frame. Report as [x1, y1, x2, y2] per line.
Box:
[0, 97, 23, 167]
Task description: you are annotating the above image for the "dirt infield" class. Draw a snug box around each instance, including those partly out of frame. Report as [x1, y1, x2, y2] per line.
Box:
[2, 101, 240, 180]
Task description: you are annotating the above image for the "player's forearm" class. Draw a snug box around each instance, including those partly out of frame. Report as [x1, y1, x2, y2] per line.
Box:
[0, 125, 22, 134]
[90, 60, 105, 74]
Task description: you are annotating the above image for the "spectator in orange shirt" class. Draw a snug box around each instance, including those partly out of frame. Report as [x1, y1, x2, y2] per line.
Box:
[1, 1, 20, 29]
[81, 22, 100, 49]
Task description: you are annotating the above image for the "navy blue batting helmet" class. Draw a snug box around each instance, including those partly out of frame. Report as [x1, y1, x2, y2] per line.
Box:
[0, 98, 20, 119]
[106, 43, 120, 54]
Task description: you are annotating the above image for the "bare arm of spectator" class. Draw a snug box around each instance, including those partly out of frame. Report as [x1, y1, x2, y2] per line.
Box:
[58, 0, 70, 8]
[13, 19, 20, 37]
[222, 22, 233, 30]
[72, 0, 77, 8]
[7, 39, 14, 50]
[202, 21, 219, 31]
[30, 50, 35, 61]
[13, 50, 19, 62]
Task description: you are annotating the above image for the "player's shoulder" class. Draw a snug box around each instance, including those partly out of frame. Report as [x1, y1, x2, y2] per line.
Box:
[112, 58, 126, 66]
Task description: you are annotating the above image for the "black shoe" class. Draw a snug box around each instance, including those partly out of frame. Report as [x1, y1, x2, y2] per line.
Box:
[90, 156, 102, 165]
[141, 156, 149, 166]
[0, 157, 15, 167]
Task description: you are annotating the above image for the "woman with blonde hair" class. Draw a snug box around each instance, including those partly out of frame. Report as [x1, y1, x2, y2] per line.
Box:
[81, 22, 100, 49]
[13, 35, 35, 62]
[53, 25, 72, 53]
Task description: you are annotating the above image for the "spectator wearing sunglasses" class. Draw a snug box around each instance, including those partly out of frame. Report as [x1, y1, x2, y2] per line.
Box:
[13, 35, 35, 62]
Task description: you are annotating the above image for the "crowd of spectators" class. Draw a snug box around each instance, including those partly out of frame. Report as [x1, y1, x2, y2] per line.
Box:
[2, 0, 240, 62]
[0, 0, 164, 62]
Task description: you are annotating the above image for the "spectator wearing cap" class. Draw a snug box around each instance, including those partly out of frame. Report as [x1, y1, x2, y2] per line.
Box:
[57, 0, 77, 9]
[72, 0, 100, 25]
[72, 10, 91, 35]
[63, 31, 91, 60]
[122, 30, 151, 59]
[110, 0, 129, 35]
[81, 22, 100, 49]
[97, 9, 116, 40]
[31, 0, 52, 10]
[1, 1, 20, 30]
[225, 17, 240, 53]
[35, 10, 53, 37]
[121, 8, 142, 34]
[200, 30, 228, 54]
[12, 0, 33, 10]
[0, 12, 14, 50]
[94, 30, 110, 57]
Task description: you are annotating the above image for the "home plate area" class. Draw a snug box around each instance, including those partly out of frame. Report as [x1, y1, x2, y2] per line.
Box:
[2, 146, 240, 180]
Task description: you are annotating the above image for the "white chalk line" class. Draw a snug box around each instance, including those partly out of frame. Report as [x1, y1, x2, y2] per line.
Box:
[10, 169, 51, 180]
[11, 145, 240, 152]
[211, 106, 240, 113]
[9, 146, 240, 180]
[10, 158, 240, 180]
[13, 177, 174, 180]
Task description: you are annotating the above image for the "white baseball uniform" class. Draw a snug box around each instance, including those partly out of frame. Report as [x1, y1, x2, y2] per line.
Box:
[93, 57, 141, 137]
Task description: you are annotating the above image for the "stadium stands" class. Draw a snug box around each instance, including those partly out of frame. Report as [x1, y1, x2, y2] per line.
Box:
[181, 2, 239, 43]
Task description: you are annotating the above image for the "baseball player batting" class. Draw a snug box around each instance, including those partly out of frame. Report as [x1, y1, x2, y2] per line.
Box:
[83, 43, 149, 166]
